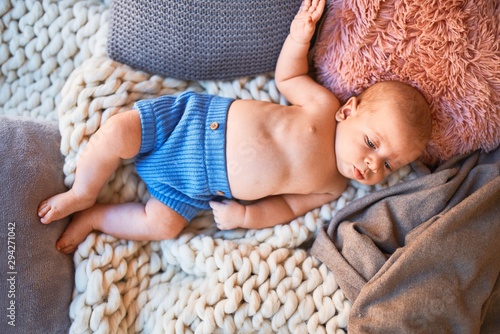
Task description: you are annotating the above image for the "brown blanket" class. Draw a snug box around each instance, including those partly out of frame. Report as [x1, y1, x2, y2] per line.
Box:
[312, 148, 500, 333]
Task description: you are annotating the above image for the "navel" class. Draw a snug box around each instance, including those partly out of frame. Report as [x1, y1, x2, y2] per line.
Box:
[308, 126, 317, 133]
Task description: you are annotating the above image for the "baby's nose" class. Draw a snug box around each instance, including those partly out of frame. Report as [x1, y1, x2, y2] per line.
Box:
[365, 157, 381, 173]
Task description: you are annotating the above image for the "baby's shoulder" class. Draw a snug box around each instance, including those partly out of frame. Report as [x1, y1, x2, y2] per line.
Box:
[301, 89, 340, 115]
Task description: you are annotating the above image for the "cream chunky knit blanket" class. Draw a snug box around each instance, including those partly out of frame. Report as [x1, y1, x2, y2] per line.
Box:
[1, 1, 415, 332]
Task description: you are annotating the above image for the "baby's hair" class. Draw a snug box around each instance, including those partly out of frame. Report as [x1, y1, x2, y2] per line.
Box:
[357, 81, 432, 145]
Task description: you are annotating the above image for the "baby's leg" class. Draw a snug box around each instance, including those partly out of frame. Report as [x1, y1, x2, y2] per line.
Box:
[38, 110, 143, 224]
[56, 197, 187, 254]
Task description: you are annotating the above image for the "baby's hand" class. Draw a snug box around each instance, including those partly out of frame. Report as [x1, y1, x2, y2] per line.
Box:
[290, 0, 326, 44]
[209, 200, 246, 230]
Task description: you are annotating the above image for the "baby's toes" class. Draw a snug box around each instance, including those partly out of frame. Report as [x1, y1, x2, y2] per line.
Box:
[56, 238, 77, 254]
[37, 201, 51, 218]
[40, 205, 61, 224]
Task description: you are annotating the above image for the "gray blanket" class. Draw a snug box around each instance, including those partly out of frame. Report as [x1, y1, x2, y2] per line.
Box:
[312, 148, 500, 333]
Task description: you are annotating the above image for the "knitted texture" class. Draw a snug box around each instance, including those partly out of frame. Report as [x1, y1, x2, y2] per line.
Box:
[0, 0, 109, 120]
[107, 0, 302, 80]
[59, 55, 415, 333]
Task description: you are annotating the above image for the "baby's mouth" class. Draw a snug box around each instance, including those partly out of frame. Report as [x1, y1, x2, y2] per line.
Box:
[353, 166, 365, 180]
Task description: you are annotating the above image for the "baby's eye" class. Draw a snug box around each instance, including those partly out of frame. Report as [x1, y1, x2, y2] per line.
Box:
[384, 161, 393, 171]
[366, 137, 376, 149]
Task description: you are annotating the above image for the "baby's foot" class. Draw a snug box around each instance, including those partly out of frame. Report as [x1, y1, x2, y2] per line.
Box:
[55, 210, 94, 254]
[38, 189, 95, 224]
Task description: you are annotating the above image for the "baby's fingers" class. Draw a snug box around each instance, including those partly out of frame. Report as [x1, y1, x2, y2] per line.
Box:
[300, 0, 325, 20]
[309, 0, 325, 21]
[209, 200, 219, 209]
[300, 0, 311, 10]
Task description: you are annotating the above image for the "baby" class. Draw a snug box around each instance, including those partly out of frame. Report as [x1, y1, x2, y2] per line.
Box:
[38, 0, 432, 253]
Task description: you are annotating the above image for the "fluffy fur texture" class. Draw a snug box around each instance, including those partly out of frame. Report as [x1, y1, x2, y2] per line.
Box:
[314, 0, 500, 165]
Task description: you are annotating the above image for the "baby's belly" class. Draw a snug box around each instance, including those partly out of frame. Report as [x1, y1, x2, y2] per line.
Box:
[226, 156, 287, 200]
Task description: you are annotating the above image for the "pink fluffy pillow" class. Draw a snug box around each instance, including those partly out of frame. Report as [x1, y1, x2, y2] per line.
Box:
[314, 0, 500, 165]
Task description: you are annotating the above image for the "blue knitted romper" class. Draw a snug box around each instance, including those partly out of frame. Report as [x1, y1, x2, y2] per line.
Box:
[133, 91, 234, 221]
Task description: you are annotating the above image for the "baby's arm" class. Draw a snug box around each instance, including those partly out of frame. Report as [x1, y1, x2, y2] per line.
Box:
[210, 192, 339, 230]
[275, 0, 328, 105]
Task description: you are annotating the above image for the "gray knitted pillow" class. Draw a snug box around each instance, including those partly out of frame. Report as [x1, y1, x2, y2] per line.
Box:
[107, 0, 302, 80]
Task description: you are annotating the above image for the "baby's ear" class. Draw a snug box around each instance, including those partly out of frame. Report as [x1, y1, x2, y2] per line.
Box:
[335, 97, 357, 121]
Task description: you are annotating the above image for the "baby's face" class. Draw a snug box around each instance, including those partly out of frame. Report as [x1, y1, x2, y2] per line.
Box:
[334, 104, 425, 185]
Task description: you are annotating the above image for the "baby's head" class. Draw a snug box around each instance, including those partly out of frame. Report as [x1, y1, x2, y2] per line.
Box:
[334, 81, 432, 185]
[357, 81, 432, 147]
